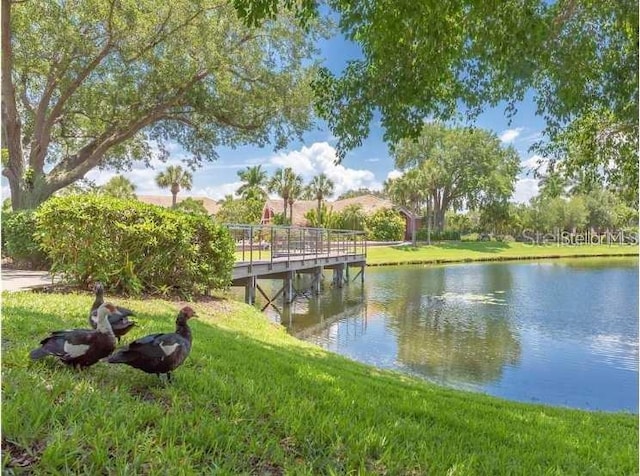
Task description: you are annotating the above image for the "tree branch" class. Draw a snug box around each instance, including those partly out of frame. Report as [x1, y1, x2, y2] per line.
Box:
[48, 67, 211, 188]
[32, 0, 118, 173]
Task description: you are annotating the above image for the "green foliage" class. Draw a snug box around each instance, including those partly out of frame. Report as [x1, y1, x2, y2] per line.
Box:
[392, 124, 520, 231]
[236, 165, 268, 201]
[268, 167, 304, 222]
[271, 212, 291, 226]
[531, 196, 589, 233]
[215, 196, 262, 224]
[34, 194, 235, 295]
[155, 166, 193, 207]
[365, 209, 405, 241]
[174, 198, 209, 216]
[416, 229, 460, 242]
[1, 211, 50, 269]
[5, 0, 324, 209]
[336, 188, 386, 200]
[101, 175, 137, 200]
[338, 204, 365, 231]
[233, 1, 637, 200]
[304, 203, 343, 229]
[446, 212, 474, 234]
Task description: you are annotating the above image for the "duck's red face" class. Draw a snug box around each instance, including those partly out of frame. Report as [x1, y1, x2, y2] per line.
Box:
[181, 306, 196, 319]
[103, 303, 117, 313]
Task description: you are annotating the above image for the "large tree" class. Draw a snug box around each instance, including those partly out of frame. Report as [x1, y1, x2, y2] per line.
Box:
[155, 165, 192, 208]
[392, 124, 520, 232]
[235, 0, 638, 196]
[1, 0, 324, 210]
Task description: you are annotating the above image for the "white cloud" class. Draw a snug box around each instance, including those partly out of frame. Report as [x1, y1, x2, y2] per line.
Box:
[269, 142, 382, 198]
[520, 154, 549, 176]
[386, 170, 404, 181]
[511, 178, 539, 204]
[499, 127, 524, 143]
[193, 182, 242, 200]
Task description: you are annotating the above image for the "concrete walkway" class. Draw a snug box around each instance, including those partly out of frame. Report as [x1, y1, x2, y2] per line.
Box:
[1, 269, 56, 292]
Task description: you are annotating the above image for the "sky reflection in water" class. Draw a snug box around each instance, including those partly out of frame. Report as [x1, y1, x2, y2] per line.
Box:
[255, 257, 638, 412]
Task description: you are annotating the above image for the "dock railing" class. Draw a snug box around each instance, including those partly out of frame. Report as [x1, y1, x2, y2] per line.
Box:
[225, 224, 367, 268]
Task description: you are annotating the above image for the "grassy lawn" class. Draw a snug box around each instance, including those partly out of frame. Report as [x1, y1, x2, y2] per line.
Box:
[366, 242, 638, 266]
[3, 292, 637, 474]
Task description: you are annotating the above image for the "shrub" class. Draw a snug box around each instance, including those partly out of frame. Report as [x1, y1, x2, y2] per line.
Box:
[365, 209, 405, 241]
[416, 228, 461, 241]
[35, 194, 235, 295]
[2, 210, 50, 269]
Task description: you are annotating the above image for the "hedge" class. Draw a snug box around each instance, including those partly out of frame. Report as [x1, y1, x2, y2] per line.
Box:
[35, 194, 235, 295]
[2, 210, 51, 269]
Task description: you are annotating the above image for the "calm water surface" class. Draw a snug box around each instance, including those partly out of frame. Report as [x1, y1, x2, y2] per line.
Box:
[248, 257, 638, 412]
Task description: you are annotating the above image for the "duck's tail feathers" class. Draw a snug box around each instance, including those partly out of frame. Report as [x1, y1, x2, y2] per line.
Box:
[106, 352, 128, 364]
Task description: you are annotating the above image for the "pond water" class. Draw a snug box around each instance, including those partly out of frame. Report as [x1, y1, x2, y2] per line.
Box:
[241, 257, 639, 412]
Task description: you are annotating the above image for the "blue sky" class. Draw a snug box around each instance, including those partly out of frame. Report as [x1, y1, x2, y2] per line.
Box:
[6, 28, 548, 204]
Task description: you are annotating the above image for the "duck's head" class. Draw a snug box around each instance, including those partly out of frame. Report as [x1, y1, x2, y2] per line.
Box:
[177, 306, 196, 324]
[94, 282, 105, 296]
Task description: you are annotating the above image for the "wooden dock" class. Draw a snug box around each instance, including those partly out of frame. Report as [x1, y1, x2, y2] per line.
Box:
[227, 225, 366, 306]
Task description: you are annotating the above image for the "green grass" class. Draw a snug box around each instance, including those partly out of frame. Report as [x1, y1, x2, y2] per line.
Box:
[366, 242, 638, 266]
[2, 291, 638, 474]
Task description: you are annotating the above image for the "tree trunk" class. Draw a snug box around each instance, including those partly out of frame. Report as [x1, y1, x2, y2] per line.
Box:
[434, 205, 447, 231]
[288, 199, 294, 224]
[317, 198, 322, 228]
[427, 199, 431, 245]
[9, 182, 56, 210]
[170, 184, 180, 207]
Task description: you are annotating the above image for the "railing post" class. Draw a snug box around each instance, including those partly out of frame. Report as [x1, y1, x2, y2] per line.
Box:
[302, 228, 306, 259]
[249, 226, 253, 271]
[270, 226, 274, 267]
[287, 227, 291, 267]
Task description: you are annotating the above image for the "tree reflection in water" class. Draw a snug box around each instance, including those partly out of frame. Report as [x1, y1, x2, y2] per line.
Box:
[380, 264, 521, 385]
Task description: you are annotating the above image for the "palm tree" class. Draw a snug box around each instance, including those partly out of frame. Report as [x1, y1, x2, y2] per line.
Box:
[305, 173, 335, 227]
[341, 203, 366, 231]
[268, 167, 303, 222]
[236, 165, 268, 201]
[155, 165, 193, 208]
[538, 169, 567, 200]
[101, 175, 137, 199]
[288, 176, 304, 223]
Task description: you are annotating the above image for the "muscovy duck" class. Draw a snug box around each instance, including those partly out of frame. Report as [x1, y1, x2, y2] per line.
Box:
[89, 282, 136, 342]
[30, 303, 118, 368]
[107, 306, 196, 382]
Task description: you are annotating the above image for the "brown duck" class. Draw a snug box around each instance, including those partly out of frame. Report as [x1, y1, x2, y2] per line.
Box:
[107, 306, 196, 382]
[89, 282, 136, 342]
[30, 303, 118, 368]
